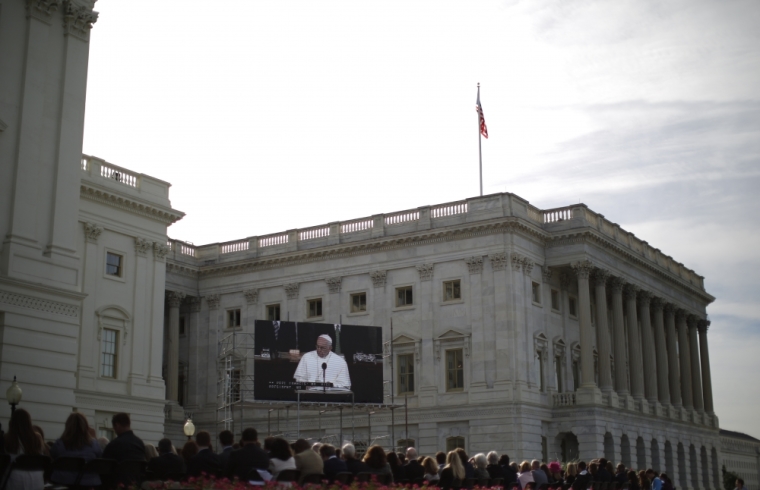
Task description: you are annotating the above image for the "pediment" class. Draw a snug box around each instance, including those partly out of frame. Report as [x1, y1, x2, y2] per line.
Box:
[436, 329, 469, 341]
[393, 333, 421, 345]
[95, 305, 131, 322]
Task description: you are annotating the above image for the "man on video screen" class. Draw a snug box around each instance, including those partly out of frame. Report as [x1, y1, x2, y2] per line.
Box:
[293, 334, 351, 389]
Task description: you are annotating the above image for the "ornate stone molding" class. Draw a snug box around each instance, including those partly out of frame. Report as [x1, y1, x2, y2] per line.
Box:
[465, 256, 483, 275]
[134, 237, 152, 256]
[243, 289, 258, 304]
[416, 263, 434, 281]
[325, 277, 342, 293]
[0, 291, 79, 318]
[284, 283, 300, 300]
[489, 253, 508, 271]
[63, 0, 98, 39]
[26, 0, 61, 21]
[206, 294, 221, 310]
[153, 242, 169, 260]
[369, 270, 387, 288]
[510, 253, 523, 271]
[167, 291, 185, 308]
[608, 276, 625, 294]
[559, 272, 573, 290]
[80, 184, 184, 225]
[189, 296, 202, 313]
[84, 222, 103, 243]
[542, 266, 553, 282]
[521, 258, 534, 275]
[697, 319, 709, 333]
[592, 268, 610, 287]
[571, 260, 594, 280]
[623, 283, 639, 300]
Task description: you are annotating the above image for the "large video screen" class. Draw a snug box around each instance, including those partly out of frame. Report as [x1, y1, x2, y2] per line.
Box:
[253, 320, 384, 403]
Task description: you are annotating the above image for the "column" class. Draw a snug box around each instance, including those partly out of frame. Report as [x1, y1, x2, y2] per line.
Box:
[697, 320, 714, 414]
[187, 297, 202, 407]
[638, 291, 658, 404]
[572, 261, 596, 391]
[167, 291, 185, 402]
[490, 254, 512, 389]
[688, 315, 704, 413]
[665, 304, 681, 408]
[467, 256, 487, 389]
[609, 277, 629, 397]
[651, 298, 671, 406]
[593, 269, 613, 392]
[625, 284, 645, 401]
[676, 310, 693, 410]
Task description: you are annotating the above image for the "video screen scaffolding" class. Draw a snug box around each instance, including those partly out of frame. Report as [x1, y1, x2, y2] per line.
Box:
[217, 320, 401, 443]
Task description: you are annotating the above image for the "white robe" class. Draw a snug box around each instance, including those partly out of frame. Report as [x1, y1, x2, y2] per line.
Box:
[293, 350, 351, 388]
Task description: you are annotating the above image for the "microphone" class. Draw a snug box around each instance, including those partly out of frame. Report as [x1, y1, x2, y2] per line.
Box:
[322, 362, 327, 393]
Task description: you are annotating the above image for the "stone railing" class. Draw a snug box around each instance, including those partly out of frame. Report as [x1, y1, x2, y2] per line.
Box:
[80, 154, 171, 200]
[553, 392, 576, 407]
[165, 193, 705, 289]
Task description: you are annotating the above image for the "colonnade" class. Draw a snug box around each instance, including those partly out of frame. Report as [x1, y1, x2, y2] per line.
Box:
[571, 261, 714, 416]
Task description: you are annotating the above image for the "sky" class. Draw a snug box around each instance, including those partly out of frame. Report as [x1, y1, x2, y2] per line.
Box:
[82, 0, 760, 438]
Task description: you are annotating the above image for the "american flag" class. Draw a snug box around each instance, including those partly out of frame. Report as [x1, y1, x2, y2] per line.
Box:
[476, 90, 488, 139]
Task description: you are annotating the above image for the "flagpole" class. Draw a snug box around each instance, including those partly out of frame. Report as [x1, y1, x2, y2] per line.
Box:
[477, 83, 483, 197]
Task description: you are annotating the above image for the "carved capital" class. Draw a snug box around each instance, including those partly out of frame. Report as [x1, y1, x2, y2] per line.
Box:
[243, 289, 258, 305]
[206, 294, 221, 310]
[416, 263, 434, 281]
[189, 296, 202, 313]
[686, 314, 698, 329]
[26, 0, 62, 20]
[650, 297, 664, 312]
[559, 272, 573, 290]
[465, 256, 483, 275]
[521, 258, 534, 275]
[167, 291, 185, 308]
[370, 270, 387, 288]
[663, 303, 676, 317]
[571, 260, 594, 280]
[511, 253, 523, 270]
[284, 283, 300, 300]
[697, 319, 709, 333]
[153, 242, 169, 259]
[63, 0, 98, 38]
[542, 266, 553, 282]
[592, 268, 610, 287]
[637, 290, 653, 306]
[608, 276, 625, 294]
[623, 283, 639, 300]
[675, 308, 687, 324]
[490, 253, 508, 271]
[134, 237, 151, 256]
[325, 277, 342, 293]
[84, 222, 103, 242]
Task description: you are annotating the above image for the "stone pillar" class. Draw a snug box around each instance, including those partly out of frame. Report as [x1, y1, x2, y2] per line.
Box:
[593, 269, 613, 393]
[609, 277, 629, 397]
[665, 304, 682, 408]
[467, 256, 487, 389]
[572, 261, 600, 404]
[638, 291, 658, 404]
[625, 284, 645, 401]
[697, 320, 714, 414]
[167, 291, 185, 402]
[688, 315, 704, 413]
[676, 310, 693, 410]
[651, 298, 671, 406]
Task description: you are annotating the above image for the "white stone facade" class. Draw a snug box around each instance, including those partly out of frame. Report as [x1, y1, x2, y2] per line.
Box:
[0, 1, 183, 444]
[165, 195, 722, 490]
[721, 430, 760, 490]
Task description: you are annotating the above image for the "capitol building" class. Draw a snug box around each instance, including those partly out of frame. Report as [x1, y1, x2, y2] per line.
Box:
[1, 2, 758, 490]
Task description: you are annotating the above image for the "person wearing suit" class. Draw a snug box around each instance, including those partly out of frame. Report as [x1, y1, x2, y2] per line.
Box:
[404, 447, 425, 481]
[147, 438, 186, 479]
[293, 439, 323, 483]
[102, 413, 146, 488]
[188, 431, 221, 478]
[319, 444, 347, 483]
[225, 428, 270, 481]
[342, 443, 370, 475]
[255, 321, 298, 356]
[217, 430, 234, 472]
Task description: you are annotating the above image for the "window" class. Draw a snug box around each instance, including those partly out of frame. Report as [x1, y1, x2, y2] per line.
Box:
[397, 439, 416, 451]
[551, 289, 560, 311]
[532, 282, 541, 304]
[179, 317, 186, 335]
[396, 286, 413, 307]
[227, 309, 241, 328]
[351, 293, 367, 313]
[569, 296, 578, 318]
[398, 354, 415, 395]
[307, 298, 323, 318]
[178, 372, 185, 406]
[446, 436, 465, 452]
[443, 280, 461, 302]
[106, 252, 123, 277]
[537, 350, 546, 392]
[446, 349, 464, 392]
[98, 427, 115, 441]
[555, 355, 563, 392]
[100, 329, 118, 378]
[572, 359, 580, 391]
[266, 304, 281, 321]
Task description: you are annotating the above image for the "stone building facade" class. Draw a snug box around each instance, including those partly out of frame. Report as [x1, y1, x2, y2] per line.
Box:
[721, 429, 760, 490]
[165, 193, 722, 490]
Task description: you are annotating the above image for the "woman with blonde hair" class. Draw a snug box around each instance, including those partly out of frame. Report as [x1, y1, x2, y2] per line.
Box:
[517, 460, 534, 489]
[439, 450, 465, 489]
[564, 462, 578, 486]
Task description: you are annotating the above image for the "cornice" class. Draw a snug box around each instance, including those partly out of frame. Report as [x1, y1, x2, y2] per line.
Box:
[189, 217, 548, 279]
[80, 182, 184, 225]
[546, 230, 714, 304]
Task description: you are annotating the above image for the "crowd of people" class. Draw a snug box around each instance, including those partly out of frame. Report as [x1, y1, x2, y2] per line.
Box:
[3, 408, 742, 490]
